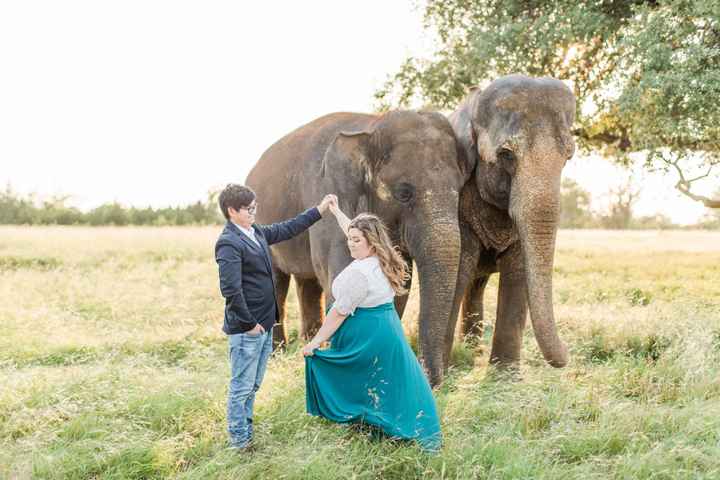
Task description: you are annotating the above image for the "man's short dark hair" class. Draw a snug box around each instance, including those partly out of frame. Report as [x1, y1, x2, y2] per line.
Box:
[218, 184, 256, 220]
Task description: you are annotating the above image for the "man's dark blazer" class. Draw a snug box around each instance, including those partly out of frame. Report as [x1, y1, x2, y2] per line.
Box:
[215, 207, 322, 335]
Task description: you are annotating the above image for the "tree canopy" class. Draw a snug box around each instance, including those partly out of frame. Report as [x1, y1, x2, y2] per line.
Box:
[376, 0, 720, 207]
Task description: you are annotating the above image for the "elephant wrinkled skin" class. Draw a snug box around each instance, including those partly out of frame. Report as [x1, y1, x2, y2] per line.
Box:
[246, 110, 466, 385]
[448, 75, 576, 369]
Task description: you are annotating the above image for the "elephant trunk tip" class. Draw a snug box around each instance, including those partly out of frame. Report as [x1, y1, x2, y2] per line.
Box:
[548, 357, 568, 368]
[544, 343, 569, 368]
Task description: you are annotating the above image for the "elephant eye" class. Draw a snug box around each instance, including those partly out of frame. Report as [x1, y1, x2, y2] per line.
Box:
[497, 148, 516, 175]
[393, 182, 415, 203]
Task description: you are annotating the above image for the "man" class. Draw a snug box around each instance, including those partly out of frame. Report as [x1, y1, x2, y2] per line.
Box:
[215, 183, 336, 450]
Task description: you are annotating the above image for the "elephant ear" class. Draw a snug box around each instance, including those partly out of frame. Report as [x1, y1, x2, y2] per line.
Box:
[471, 92, 514, 210]
[456, 116, 478, 180]
[468, 87, 500, 167]
[320, 130, 373, 181]
[475, 125, 497, 165]
[450, 89, 482, 180]
[320, 130, 375, 214]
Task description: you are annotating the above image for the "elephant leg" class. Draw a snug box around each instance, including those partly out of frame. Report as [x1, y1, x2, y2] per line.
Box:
[461, 275, 490, 340]
[394, 256, 413, 318]
[272, 267, 291, 350]
[296, 277, 325, 341]
[444, 224, 480, 368]
[490, 243, 528, 365]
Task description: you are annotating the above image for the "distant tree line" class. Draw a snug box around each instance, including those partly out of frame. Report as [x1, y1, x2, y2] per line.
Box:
[0, 185, 223, 226]
[559, 179, 720, 230]
[2, 183, 718, 229]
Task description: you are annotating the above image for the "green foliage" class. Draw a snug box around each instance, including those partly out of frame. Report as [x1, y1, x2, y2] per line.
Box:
[580, 330, 670, 364]
[619, 0, 720, 159]
[625, 334, 671, 360]
[377, 0, 720, 181]
[0, 184, 223, 226]
[625, 287, 653, 306]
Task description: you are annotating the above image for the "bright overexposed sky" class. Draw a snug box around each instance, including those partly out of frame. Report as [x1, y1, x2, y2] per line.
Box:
[1, 1, 716, 224]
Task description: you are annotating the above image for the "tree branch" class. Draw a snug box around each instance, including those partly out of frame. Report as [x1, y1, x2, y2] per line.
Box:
[676, 182, 720, 208]
[667, 158, 720, 208]
[573, 126, 632, 151]
[687, 166, 713, 183]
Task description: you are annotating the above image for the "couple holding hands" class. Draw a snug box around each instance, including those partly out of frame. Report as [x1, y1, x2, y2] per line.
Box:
[214, 184, 441, 453]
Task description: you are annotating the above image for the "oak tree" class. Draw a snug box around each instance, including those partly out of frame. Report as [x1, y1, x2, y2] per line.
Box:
[377, 0, 720, 207]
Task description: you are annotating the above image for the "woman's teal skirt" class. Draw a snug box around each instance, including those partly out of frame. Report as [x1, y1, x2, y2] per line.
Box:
[305, 302, 441, 452]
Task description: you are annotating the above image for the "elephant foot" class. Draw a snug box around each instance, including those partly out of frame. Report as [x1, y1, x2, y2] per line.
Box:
[464, 337, 486, 357]
[272, 327, 288, 351]
[461, 313, 484, 339]
[301, 324, 321, 343]
[488, 352, 521, 366]
[419, 357, 444, 388]
[486, 361, 522, 382]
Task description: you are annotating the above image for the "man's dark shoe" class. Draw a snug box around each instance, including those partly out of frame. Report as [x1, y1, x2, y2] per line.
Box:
[228, 441, 255, 453]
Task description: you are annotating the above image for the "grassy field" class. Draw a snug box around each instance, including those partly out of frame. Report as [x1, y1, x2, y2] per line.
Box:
[1, 226, 719, 479]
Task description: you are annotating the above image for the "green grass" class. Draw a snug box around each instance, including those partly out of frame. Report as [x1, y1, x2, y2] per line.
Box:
[1, 226, 720, 479]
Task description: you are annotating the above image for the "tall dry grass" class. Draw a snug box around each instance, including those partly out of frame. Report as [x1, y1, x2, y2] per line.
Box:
[1, 226, 719, 479]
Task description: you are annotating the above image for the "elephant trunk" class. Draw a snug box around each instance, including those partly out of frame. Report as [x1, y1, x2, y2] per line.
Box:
[412, 216, 462, 386]
[512, 180, 569, 367]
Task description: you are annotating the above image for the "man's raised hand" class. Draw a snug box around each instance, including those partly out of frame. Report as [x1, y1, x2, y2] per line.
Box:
[318, 194, 338, 214]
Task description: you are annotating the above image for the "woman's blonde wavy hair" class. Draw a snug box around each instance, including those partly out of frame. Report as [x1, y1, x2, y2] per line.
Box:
[348, 213, 409, 295]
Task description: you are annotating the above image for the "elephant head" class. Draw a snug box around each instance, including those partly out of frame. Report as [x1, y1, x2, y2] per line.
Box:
[452, 75, 576, 367]
[320, 111, 467, 385]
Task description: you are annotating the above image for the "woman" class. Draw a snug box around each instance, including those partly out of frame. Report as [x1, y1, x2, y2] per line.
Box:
[302, 205, 441, 452]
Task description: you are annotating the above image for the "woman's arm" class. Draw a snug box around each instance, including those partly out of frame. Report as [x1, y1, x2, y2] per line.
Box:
[329, 203, 352, 238]
[302, 307, 348, 356]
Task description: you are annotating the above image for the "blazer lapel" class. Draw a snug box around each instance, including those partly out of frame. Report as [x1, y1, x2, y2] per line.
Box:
[227, 222, 272, 273]
[239, 230, 264, 253]
[228, 222, 263, 253]
[253, 227, 274, 274]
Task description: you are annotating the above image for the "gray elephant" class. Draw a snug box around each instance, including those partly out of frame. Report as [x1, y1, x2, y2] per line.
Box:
[447, 75, 575, 369]
[246, 110, 466, 385]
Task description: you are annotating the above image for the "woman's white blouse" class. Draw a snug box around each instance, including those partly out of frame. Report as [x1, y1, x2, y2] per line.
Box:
[331, 256, 395, 316]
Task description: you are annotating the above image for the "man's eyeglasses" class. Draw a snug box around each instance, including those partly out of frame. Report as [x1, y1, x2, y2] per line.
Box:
[241, 204, 258, 215]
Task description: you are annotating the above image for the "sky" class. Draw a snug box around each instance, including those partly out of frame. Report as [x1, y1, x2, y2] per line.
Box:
[0, 1, 716, 224]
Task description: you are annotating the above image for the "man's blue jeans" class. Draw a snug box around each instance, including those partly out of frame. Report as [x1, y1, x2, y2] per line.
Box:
[227, 327, 273, 448]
